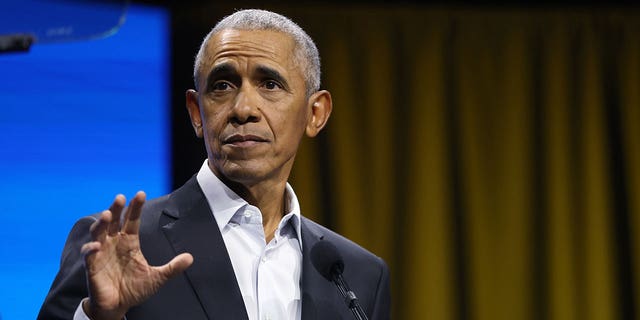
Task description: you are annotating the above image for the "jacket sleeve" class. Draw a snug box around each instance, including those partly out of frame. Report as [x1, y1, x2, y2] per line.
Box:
[38, 216, 96, 320]
[370, 256, 391, 320]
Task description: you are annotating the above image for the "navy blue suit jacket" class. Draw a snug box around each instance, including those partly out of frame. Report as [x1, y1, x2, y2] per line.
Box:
[38, 177, 390, 319]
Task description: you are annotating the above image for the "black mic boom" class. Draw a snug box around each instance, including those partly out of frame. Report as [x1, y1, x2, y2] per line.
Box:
[310, 241, 369, 320]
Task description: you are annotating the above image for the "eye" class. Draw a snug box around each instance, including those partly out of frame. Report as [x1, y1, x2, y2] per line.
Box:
[211, 81, 233, 91]
[263, 80, 282, 90]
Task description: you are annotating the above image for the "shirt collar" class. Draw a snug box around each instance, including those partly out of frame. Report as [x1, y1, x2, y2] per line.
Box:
[196, 160, 302, 246]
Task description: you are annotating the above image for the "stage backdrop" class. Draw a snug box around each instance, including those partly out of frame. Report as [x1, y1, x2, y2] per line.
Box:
[168, 5, 640, 320]
[0, 4, 169, 319]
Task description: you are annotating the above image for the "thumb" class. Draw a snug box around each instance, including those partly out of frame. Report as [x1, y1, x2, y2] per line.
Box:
[157, 253, 194, 280]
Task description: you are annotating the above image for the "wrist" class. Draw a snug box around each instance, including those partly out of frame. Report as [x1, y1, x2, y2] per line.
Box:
[82, 298, 127, 320]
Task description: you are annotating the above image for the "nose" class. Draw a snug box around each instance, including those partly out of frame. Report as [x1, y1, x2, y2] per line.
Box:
[229, 87, 261, 124]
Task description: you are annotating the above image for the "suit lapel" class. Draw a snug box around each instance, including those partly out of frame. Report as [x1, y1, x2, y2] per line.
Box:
[161, 177, 248, 320]
[300, 218, 344, 320]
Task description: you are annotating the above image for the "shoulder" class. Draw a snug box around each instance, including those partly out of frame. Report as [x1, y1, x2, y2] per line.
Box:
[300, 216, 390, 318]
[135, 176, 203, 227]
[139, 193, 172, 219]
[301, 216, 387, 269]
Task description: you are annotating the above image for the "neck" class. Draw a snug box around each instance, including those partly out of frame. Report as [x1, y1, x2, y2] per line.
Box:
[243, 182, 287, 243]
[216, 173, 288, 242]
[207, 158, 296, 242]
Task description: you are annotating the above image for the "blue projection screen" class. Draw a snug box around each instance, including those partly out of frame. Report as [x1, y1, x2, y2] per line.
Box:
[0, 5, 170, 319]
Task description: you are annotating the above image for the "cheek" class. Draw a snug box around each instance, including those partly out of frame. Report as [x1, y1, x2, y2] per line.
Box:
[201, 111, 227, 142]
[204, 121, 223, 139]
[276, 108, 309, 144]
[201, 100, 228, 126]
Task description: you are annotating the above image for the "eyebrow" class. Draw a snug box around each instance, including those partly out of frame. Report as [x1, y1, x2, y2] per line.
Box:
[255, 65, 290, 91]
[203, 63, 291, 92]
[205, 63, 240, 90]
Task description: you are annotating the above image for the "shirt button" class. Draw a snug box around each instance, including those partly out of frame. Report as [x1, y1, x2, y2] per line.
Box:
[243, 211, 252, 218]
[261, 256, 267, 263]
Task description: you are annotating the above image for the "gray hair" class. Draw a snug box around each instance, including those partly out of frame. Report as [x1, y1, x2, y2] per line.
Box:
[193, 9, 321, 97]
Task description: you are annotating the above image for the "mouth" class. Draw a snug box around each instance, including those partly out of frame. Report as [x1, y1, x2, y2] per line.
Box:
[222, 134, 269, 147]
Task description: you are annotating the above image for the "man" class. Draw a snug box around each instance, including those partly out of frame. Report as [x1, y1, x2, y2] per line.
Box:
[38, 9, 390, 320]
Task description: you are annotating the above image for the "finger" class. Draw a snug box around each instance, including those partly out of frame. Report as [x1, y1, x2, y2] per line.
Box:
[107, 194, 126, 236]
[90, 210, 112, 243]
[156, 253, 194, 280]
[122, 191, 146, 235]
[80, 241, 102, 257]
[81, 242, 106, 276]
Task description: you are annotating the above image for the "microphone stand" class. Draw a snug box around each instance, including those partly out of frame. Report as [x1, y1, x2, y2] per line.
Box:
[333, 273, 369, 320]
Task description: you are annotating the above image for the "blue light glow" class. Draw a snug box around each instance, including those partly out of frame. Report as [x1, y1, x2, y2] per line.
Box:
[0, 4, 170, 318]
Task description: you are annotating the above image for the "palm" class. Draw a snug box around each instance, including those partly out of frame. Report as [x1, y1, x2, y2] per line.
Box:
[81, 192, 193, 320]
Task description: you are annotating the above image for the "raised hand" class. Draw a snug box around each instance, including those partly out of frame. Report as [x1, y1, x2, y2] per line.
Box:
[80, 191, 193, 320]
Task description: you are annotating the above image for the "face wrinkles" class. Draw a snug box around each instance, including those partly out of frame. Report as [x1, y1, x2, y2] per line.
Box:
[199, 31, 292, 90]
[195, 29, 310, 187]
[204, 60, 292, 97]
[214, 40, 278, 62]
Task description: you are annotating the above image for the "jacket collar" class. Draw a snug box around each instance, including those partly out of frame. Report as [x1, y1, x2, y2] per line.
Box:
[194, 160, 303, 250]
[161, 176, 249, 320]
[161, 176, 339, 320]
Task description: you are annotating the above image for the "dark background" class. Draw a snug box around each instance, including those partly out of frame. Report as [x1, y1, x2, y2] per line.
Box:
[132, 0, 639, 191]
[121, 2, 640, 320]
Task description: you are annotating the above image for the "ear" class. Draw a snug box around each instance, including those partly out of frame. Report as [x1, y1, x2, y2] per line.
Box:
[185, 89, 204, 138]
[305, 90, 332, 137]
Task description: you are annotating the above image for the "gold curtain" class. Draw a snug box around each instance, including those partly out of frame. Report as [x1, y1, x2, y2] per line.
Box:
[181, 4, 640, 319]
[286, 7, 640, 320]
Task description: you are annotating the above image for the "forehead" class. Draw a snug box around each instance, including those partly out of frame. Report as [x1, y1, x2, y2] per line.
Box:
[201, 29, 297, 73]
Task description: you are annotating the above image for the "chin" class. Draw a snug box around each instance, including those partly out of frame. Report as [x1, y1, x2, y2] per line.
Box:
[220, 162, 270, 184]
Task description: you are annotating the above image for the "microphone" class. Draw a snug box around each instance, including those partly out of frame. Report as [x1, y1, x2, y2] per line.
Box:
[310, 241, 369, 320]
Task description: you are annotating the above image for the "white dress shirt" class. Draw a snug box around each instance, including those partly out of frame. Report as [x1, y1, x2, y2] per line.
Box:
[197, 160, 303, 320]
[74, 160, 303, 320]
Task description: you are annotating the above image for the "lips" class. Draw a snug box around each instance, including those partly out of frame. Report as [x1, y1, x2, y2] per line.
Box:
[222, 134, 269, 146]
